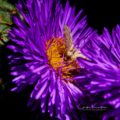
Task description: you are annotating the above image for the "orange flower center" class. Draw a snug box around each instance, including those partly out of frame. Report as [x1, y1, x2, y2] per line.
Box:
[46, 37, 80, 81]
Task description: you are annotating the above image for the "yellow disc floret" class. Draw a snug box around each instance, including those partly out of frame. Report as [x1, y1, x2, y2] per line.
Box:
[46, 37, 80, 81]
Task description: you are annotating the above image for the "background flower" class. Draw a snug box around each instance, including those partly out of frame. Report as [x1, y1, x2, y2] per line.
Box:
[78, 25, 120, 120]
[8, 0, 94, 119]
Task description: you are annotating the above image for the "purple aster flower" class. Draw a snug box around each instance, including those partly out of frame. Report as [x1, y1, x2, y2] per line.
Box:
[77, 25, 120, 120]
[7, 0, 94, 119]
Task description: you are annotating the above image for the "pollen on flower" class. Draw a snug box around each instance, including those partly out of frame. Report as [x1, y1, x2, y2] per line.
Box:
[46, 37, 80, 81]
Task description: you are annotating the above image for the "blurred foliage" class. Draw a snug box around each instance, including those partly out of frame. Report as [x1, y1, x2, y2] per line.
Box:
[0, 0, 16, 91]
[0, 78, 5, 91]
[0, 0, 16, 45]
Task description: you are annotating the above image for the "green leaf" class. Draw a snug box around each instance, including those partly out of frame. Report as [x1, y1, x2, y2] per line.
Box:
[0, 0, 16, 45]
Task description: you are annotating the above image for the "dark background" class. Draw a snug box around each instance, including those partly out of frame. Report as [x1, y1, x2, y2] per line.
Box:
[0, 0, 120, 120]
